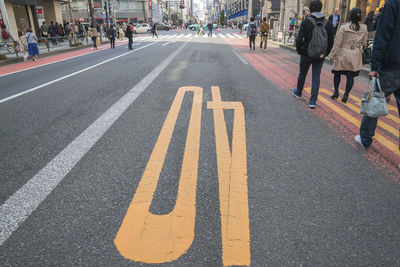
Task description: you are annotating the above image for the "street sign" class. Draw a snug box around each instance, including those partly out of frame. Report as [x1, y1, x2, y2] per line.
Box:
[149, 0, 152, 10]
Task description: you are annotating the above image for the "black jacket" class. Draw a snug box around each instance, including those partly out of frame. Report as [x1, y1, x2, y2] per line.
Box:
[328, 14, 340, 28]
[125, 25, 133, 38]
[371, 0, 400, 71]
[296, 12, 334, 57]
[364, 15, 374, 32]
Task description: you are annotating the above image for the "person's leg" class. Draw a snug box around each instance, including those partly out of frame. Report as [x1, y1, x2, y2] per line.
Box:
[249, 37, 252, 49]
[92, 37, 96, 48]
[309, 58, 324, 103]
[264, 37, 267, 49]
[342, 74, 354, 102]
[360, 116, 378, 147]
[296, 55, 312, 95]
[331, 73, 340, 98]
[251, 36, 255, 50]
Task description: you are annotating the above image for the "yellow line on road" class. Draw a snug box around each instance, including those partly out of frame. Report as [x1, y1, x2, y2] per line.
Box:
[207, 86, 250, 266]
[318, 89, 398, 138]
[114, 86, 203, 263]
[304, 88, 399, 157]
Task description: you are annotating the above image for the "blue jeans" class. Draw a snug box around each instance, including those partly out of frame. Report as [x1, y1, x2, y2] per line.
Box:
[128, 37, 133, 49]
[360, 87, 400, 149]
[296, 55, 324, 103]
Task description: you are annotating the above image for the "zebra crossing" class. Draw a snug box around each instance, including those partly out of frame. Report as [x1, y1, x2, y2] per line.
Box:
[133, 32, 245, 41]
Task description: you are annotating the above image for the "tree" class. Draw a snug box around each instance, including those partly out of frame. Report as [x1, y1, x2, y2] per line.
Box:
[219, 9, 225, 26]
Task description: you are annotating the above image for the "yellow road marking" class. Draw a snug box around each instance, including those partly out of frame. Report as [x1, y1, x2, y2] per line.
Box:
[304, 87, 399, 157]
[114, 86, 203, 263]
[207, 86, 250, 266]
[336, 88, 399, 123]
[317, 89, 399, 138]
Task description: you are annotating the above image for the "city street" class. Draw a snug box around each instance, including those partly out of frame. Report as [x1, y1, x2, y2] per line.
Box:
[0, 29, 399, 266]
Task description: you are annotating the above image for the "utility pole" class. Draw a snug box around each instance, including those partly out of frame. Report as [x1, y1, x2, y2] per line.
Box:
[279, 0, 284, 30]
[104, 1, 109, 27]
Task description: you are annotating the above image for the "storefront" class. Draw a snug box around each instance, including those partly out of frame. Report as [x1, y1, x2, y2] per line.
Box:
[3, 0, 39, 38]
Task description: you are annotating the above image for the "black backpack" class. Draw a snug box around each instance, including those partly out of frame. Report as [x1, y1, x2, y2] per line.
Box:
[250, 23, 257, 36]
[307, 17, 328, 59]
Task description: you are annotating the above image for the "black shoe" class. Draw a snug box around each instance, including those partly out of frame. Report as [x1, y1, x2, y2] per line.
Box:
[330, 90, 339, 99]
[341, 94, 349, 103]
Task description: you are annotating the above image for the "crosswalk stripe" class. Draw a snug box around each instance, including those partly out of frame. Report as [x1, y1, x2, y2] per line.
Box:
[169, 34, 178, 38]
[226, 34, 235, 38]
[218, 33, 225, 38]
[140, 36, 152, 40]
[159, 35, 169, 39]
[212, 34, 217, 38]
[233, 34, 244, 39]
[194, 35, 199, 38]
[176, 34, 184, 38]
[202, 35, 208, 38]
[185, 34, 192, 38]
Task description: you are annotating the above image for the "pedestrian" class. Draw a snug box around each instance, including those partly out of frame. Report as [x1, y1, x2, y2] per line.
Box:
[259, 17, 270, 49]
[152, 23, 158, 38]
[364, 10, 375, 32]
[329, 7, 367, 102]
[119, 26, 124, 41]
[292, 0, 334, 108]
[207, 22, 213, 36]
[109, 24, 116, 48]
[18, 30, 28, 62]
[247, 17, 258, 50]
[328, 8, 340, 35]
[65, 22, 71, 37]
[48, 21, 57, 45]
[354, 0, 400, 169]
[40, 21, 48, 40]
[26, 27, 39, 62]
[198, 25, 204, 35]
[1, 24, 12, 43]
[78, 21, 84, 39]
[372, 8, 382, 32]
[89, 24, 98, 50]
[126, 23, 134, 50]
[58, 23, 65, 42]
[238, 21, 243, 33]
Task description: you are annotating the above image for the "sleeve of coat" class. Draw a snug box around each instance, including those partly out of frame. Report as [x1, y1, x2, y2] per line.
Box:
[329, 25, 344, 58]
[325, 20, 335, 56]
[295, 21, 306, 55]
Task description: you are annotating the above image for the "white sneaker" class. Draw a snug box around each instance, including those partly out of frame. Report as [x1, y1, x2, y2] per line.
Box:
[354, 135, 365, 148]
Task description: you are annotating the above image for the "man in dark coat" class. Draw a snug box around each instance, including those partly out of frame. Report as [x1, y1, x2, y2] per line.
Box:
[292, 0, 334, 108]
[48, 21, 57, 45]
[328, 8, 340, 35]
[355, 0, 400, 169]
[126, 23, 133, 50]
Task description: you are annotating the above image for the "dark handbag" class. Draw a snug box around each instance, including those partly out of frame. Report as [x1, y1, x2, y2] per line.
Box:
[362, 47, 371, 65]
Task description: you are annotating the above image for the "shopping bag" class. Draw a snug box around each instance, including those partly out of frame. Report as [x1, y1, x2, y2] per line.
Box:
[360, 77, 388, 117]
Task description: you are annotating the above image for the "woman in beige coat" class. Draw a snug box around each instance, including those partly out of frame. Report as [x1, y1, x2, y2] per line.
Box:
[329, 7, 368, 103]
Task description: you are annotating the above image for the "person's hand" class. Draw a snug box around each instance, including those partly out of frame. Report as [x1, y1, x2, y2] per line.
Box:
[369, 71, 379, 79]
[386, 94, 391, 103]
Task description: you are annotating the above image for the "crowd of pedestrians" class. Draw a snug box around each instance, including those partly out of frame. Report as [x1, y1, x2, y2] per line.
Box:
[289, 0, 399, 167]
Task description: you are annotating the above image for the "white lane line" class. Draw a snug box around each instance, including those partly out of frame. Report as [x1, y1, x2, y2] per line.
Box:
[159, 35, 169, 39]
[0, 41, 188, 246]
[169, 34, 178, 38]
[232, 49, 248, 65]
[0, 42, 157, 104]
[0, 41, 132, 78]
[233, 34, 244, 39]
[176, 34, 184, 38]
[162, 41, 171, 46]
[226, 34, 235, 38]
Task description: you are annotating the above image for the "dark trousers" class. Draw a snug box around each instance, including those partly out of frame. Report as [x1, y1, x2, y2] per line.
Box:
[128, 37, 133, 49]
[152, 31, 158, 37]
[249, 36, 255, 50]
[51, 33, 57, 45]
[296, 55, 324, 103]
[110, 37, 115, 48]
[208, 29, 212, 36]
[91, 36, 97, 48]
[360, 87, 400, 148]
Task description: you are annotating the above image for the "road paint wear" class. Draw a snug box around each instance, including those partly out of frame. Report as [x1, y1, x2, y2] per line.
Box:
[0, 42, 188, 246]
[207, 86, 251, 266]
[115, 87, 202, 263]
[232, 49, 248, 65]
[0, 42, 156, 104]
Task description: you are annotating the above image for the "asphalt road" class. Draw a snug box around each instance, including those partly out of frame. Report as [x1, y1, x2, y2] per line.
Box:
[0, 31, 399, 266]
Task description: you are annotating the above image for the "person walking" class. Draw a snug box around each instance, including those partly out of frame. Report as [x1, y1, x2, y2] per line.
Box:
[354, 0, 400, 169]
[292, 0, 334, 108]
[152, 23, 158, 38]
[330, 8, 367, 103]
[259, 17, 270, 49]
[109, 24, 116, 48]
[78, 21, 84, 39]
[238, 22, 243, 34]
[247, 17, 258, 50]
[207, 22, 213, 37]
[18, 30, 28, 62]
[364, 11, 375, 32]
[40, 22, 48, 40]
[328, 8, 340, 35]
[48, 21, 57, 45]
[89, 25, 98, 50]
[119, 26, 124, 41]
[26, 28, 39, 61]
[126, 23, 134, 50]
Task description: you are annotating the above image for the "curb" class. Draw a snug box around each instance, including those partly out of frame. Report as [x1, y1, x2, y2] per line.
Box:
[0, 41, 111, 67]
[277, 43, 370, 78]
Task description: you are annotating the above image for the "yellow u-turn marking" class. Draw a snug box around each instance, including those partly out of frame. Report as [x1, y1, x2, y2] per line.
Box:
[207, 86, 251, 266]
[114, 86, 203, 263]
